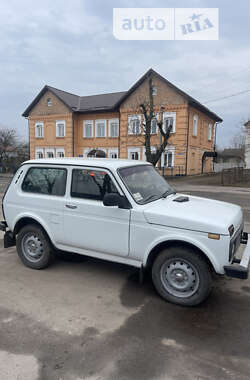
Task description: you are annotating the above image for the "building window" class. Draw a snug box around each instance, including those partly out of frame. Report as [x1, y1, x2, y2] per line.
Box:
[162, 150, 174, 167]
[163, 112, 176, 133]
[128, 147, 140, 160]
[128, 115, 141, 135]
[56, 120, 65, 137]
[95, 120, 106, 138]
[208, 123, 212, 141]
[109, 119, 119, 137]
[83, 120, 93, 138]
[108, 148, 118, 158]
[193, 115, 198, 136]
[35, 148, 44, 159]
[35, 122, 44, 138]
[152, 86, 157, 96]
[151, 117, 158, 134]
[56, 148, 65, 158]
[143, 146, 156, 161]
[45, 148, 54, 158]
[47, 98, 52, 107]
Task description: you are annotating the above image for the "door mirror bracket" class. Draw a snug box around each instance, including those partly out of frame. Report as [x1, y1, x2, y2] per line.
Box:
[103, 193, 131, 209]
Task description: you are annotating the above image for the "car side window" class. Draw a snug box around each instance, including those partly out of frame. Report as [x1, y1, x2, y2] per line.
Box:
[22, 167, 67, 196]
[71, 169, 119, 200]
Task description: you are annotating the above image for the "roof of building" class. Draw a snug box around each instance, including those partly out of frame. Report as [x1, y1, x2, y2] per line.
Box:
[217, 148, 245, 159]
[22, 68, 222, 122]
[22, 157, 152, 170]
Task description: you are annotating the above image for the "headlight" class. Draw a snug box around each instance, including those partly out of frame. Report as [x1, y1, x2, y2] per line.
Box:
[228, 225, 234, 237]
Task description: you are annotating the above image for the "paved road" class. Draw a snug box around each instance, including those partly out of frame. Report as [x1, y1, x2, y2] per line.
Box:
[1, 180, 250, 379]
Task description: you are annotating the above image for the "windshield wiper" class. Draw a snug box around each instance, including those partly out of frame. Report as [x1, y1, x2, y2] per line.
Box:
[162, 190, 176, 198]
[141, 194, 160, 203]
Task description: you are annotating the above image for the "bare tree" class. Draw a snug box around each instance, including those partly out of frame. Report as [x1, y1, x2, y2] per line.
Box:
[0, 128, 18, 169]
[132, 73, 172, 166]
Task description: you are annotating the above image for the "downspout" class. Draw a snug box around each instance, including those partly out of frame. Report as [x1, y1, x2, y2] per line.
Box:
[213, 122, 218, 172]
[185, 106, 190, 176]
[72, 113, 75, 157]
[118, 109, 121, 158]
[26, 117, 30, 159]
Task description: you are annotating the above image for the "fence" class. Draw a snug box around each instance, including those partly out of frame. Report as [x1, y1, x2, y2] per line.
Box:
[221, 167, 250, 185]
[160, 166, 185, 177]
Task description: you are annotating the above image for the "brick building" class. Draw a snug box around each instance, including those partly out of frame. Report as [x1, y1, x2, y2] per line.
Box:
[22, 69, 222, 175]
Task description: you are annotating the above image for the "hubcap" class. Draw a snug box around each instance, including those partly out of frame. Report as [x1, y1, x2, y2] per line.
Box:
[21, 233, 44, 262]
[160, 258, 200, 298]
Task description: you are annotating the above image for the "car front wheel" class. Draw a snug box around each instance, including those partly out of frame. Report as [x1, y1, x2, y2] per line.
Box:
[152, 246, 213, 306]
[16, 224, 52, 269]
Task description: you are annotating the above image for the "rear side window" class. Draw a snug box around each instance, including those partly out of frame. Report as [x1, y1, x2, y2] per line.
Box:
[22, 167, 67, 196]
[71, 169, 119, 200]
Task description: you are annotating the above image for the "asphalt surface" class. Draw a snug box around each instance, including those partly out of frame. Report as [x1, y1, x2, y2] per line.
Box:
[1, 177, 250, 380]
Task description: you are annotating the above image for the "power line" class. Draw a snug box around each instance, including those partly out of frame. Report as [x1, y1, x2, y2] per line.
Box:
[204, 88, 250, 104]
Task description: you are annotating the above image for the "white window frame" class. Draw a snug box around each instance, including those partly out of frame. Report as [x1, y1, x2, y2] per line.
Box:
[108, 148, 119, 159]
[108, 119, 119, 138]
[163, 112, 176, 134]
[161, 147, 175, 168]
[35, 122, 44, 138]
[83, 120, 93, 138]
[128, 147, 141, 160]
[128, 115, 141, 135]
[142, 146, 156, 161]
[56, 147, 65, 158]
[47, 98, 52, 107]
[208, 123, 212, 141]
[151, 113, 159, 134]
[35, 147, 44, 159]
[193, 114, 198, 136]
[45, 148, 55, 158]
[95, 120, 106, 138]
[152, 86, 157, 96]
[56, 120, 65, 138]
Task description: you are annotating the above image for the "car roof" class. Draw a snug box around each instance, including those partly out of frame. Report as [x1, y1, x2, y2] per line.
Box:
[22, 157, 152, 170]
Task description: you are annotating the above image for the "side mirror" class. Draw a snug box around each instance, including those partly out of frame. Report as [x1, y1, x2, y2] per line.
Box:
[103, 193, 131, 209]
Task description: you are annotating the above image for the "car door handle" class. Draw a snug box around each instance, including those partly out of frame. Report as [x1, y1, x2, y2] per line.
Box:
[65, 204, 77, 209]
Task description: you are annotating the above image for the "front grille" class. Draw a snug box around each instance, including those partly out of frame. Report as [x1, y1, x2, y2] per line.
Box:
[229, 228, 242, 262]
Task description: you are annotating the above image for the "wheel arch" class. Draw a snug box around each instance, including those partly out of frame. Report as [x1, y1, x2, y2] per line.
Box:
[145, 239, 215, 273]
[13, 216, 54, 247]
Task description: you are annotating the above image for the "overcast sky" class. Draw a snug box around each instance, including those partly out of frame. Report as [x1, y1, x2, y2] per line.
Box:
[1, 0, 250, 147]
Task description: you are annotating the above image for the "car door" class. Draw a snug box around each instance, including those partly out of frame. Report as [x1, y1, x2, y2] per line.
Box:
[62, 166, 130, 257]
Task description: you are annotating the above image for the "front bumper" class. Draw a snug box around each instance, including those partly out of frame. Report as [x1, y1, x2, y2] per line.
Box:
[224, 232, 250, 279]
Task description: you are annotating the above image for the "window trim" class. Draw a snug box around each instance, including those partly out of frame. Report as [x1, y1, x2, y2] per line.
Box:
[163, 112, 176, 134]
[128, 115, 141, 135]
[161, 148, 175, 168]
[193, 114, 198, 137]
[56, 120, 66, 138]
[95, 119, 106, 138]
[56, 147, 65, 158]
[108, 118, 119, 138]
[83, 120, 94, 138]
[47, 98, 52, 107]
[21, 166, 67, 196]
[35, 122, 44, 138]
[108, 148, 119, 158]
[128, 146, 141, 160]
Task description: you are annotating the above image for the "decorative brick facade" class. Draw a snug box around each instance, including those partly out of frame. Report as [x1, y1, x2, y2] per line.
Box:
[23, 69, 222, 175]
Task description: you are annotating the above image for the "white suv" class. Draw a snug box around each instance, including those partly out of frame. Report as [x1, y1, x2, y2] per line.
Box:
[1, 158, 249, 306]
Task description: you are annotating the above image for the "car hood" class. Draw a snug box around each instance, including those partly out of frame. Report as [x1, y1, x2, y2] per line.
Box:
[143, 194, 243, 235]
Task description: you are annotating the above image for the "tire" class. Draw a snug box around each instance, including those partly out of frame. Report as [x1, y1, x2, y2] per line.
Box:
[16, 224, 53, 269]
[152, 246, 213, 306]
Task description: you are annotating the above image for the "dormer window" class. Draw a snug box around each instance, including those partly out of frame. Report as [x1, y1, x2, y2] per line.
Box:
[47, 98, 52, 107]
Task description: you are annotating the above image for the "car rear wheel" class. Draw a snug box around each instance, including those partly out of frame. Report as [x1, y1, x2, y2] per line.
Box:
[16, 224, 52, 269]
[152, 246, 213, 306]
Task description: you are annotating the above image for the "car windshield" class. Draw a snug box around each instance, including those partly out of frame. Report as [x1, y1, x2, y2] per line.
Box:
[118, 165, 175, 204]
